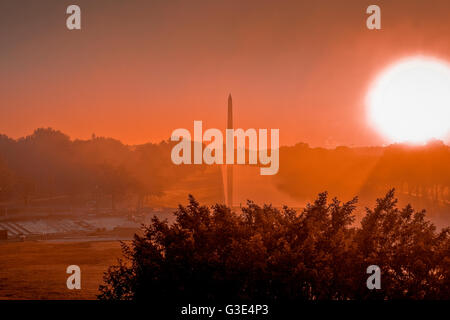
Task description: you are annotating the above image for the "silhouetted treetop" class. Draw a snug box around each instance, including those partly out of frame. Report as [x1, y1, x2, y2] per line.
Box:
[99, 190, 449, 301]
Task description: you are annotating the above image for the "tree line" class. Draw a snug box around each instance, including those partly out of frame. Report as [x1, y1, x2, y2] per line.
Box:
[0, 128, 214, 210]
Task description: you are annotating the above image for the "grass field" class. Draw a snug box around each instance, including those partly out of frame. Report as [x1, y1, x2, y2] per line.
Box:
[0, 240, 124, 300]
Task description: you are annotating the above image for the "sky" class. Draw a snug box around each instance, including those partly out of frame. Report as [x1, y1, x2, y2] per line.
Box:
[1, 0, 450, 147]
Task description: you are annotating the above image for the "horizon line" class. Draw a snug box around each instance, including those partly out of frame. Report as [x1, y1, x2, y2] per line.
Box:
[1, 127, 449, 150]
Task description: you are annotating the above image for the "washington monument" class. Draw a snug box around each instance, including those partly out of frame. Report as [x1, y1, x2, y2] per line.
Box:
[226, 94, 233, 207]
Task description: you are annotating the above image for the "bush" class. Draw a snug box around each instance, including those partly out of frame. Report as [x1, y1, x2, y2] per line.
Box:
[99, 190, 449, 301]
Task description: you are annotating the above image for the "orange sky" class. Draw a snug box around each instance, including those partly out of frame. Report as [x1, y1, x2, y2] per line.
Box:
[1, 0, 450, 146]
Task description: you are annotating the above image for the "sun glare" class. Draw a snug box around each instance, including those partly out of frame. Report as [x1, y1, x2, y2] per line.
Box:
[367, 56, 450, 144]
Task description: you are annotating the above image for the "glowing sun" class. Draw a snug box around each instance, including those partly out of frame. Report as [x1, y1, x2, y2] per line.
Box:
[367, 56, 450, 144]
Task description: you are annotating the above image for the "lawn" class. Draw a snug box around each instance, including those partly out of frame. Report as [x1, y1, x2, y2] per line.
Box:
[0, 240, 123, 300]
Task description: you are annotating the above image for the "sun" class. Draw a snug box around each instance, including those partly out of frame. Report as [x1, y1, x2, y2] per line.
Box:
[366, 56, 450, 144]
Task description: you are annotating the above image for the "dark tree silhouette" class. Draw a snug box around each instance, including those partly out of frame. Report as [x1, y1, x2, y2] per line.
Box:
[0, 158, 14, 201]
[98, 190, 449, 301]
[0, 128, 217, 209]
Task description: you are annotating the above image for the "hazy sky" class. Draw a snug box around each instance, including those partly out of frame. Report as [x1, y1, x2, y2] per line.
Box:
[1, 0, 450, 146]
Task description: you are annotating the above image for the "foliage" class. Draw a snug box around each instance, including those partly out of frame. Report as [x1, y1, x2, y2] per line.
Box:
[99, 190, 449, 301]
[0, 128, 210, 207]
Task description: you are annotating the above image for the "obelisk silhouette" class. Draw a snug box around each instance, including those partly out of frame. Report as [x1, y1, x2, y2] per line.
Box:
[226, 94, 233, 207]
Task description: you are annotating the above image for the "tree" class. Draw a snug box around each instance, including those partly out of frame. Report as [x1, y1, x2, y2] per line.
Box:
[354, 189, 449, 299]
[0, 158, 13, 202]
[97, 164, 135, 211]
[99, 190, 449, 301]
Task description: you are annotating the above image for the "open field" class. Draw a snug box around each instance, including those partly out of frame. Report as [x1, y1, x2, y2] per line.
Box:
[0, 240, 123, 300]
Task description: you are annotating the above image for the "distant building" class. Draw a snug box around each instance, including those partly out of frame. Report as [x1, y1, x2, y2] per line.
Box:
[0, 229, 7, 240]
